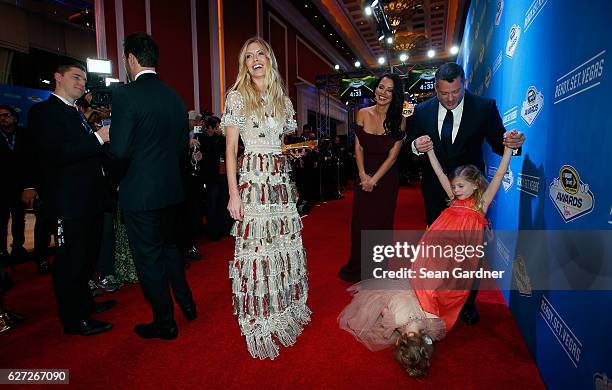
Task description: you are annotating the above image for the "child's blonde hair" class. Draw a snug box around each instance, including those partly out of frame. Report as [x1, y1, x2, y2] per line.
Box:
[449, 164, 488, 211]
[394, 331, 435, 377]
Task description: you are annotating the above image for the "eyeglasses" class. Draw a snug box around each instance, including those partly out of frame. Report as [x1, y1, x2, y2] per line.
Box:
[0, 112, 14, 118]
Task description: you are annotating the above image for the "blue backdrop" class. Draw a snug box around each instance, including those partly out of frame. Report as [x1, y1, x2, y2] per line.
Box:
[458, 0, 612, 388]
[0, 84, 51, 127]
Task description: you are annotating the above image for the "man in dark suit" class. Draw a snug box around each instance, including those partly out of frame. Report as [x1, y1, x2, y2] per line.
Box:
[106, 32, 195, 340]
[24, 62, 114, 336]
[408, 62, 525, 323]
[0, 105, 29, 262]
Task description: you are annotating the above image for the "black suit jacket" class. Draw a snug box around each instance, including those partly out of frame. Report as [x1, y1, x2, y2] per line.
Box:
[0, 126, 31, 202]
[107, 73, 188, 211]
[27, 95, 106, 219]
[408, 91, 506, 194]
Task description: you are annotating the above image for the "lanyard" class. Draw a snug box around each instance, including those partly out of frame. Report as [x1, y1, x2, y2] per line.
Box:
[0, 129, 16, 151]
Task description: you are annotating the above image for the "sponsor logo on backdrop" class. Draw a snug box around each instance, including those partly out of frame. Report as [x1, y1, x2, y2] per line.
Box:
[486, 25, 493, 48]
[540, 295, 582, 367]
[28, 96, 44, 103]
[549, 165, 595, 222]
[495, 0, 504, 26]
[554, 50, 606, 105]
[475, 84, 484, 97]
[496, 236, 511, 266]
[485, 67, 492, 88]
[517, 173, 541, 197]
[594, 373, 612, 390]
[493, 50, 503, 77]
[513, 254, 532, 297]
[503, 105, 518, 127]
[475, 22, 481, 41]
[487, 166, 513, 192]
[506, 24, 521, 58]
[503, 168, 514, 192]
[521, 86, 544, 126]
[479, 45, 485, 64]
[525, 0, 548, 32]
[479, 2, 487, 25]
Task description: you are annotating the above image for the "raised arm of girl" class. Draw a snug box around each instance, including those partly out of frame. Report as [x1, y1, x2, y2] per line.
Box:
[426, 149, 453, 200]
[481, 144, 514, 213]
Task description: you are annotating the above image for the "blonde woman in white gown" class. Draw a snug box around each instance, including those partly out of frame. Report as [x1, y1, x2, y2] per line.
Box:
[221, 37, 311, 360]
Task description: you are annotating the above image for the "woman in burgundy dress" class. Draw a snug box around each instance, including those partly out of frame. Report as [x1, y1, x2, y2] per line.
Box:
[338, 74, 406, 283]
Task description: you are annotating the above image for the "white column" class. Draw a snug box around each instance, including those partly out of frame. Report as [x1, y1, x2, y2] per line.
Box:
[145, 0, 151, 34]
[115, 0, 126, 82]
[94, 0, 107, 59]
[209, 0, 225, 115]
[256, 0, 263, 37]
[190, 0, 200, 112]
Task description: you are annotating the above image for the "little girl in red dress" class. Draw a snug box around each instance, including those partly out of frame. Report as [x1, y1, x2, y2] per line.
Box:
[338, 136, 517, 377]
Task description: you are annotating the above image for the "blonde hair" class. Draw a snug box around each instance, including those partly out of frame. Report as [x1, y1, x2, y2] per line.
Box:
[394, 331, 435, 377]
[449, 164, 488, 211]
[229, 37, 288, 121]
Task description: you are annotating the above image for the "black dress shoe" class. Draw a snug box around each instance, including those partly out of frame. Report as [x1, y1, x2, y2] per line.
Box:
[134, 321, 178, 340]
[460, 304, 480, 325]
[91, 300, 117, 314]
[181, 303, 197, 321]
[64, 319, 113, 336]
[37, 259, 51, 275]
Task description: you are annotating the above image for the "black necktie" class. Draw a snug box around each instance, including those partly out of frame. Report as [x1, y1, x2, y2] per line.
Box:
[441, 109, 453, 151]
[78, 110, 94, 134]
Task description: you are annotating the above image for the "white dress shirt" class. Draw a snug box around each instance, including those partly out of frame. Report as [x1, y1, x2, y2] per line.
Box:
[412, 97, 465, 155]
[134, 69, 157, 80]
[437, 98, 464, 144]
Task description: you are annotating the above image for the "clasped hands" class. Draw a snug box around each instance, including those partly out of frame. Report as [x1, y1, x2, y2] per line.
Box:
[359, 173, 377, 192]
[414, 130, 525, 153]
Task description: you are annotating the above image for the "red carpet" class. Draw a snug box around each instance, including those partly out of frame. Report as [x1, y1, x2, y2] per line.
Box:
[1, 187, 544, 389]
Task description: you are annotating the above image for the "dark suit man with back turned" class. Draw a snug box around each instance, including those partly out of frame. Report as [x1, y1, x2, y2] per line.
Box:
[25, 63, 114, 336]
[105, 32, 195, 340]
[408, 62, 525, 325]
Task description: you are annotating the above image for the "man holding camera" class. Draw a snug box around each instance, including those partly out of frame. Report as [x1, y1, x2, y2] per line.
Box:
[24, 62, 114, 336]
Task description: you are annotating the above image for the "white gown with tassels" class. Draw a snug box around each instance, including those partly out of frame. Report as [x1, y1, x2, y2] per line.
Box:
[220, 90, 311, 360]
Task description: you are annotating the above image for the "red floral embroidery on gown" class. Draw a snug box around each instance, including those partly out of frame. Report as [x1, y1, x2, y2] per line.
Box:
[412, 197, 489, 332]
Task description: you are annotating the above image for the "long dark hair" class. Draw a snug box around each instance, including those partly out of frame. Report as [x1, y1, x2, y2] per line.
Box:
[375, 73, 404, 139]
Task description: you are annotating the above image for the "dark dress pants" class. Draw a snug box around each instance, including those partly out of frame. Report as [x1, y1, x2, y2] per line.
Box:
[123, 206, 193, 326]
[52, 214, 103, 328]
